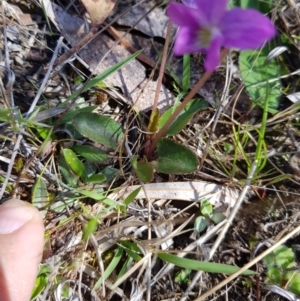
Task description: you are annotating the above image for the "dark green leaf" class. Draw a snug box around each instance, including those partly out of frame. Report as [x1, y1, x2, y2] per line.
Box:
[182, 54, 190, 92]
[152, 138, 198, 174]
[59, 106, 98, 125]
[101, 167, 119, 182]
[86, 174, 106, 184]
[72, 145, 108, 162]
[76, 189, 116, 207]
[73, 112, 124, 150]
[240, 0, 272, 13]
[123, 186, 141, 206]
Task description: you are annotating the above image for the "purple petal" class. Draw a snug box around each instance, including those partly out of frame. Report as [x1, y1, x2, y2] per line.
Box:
[167, 3, 204, 28]
[182, 0, 197, 8]
[194, 0, 227, 23]
[173, 27, 202, 55]
[204, 36, 223, 71]
[220, 8, 276, 49]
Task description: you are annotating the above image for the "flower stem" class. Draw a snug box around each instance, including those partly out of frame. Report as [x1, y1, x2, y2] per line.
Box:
[147, 49, 229, 157]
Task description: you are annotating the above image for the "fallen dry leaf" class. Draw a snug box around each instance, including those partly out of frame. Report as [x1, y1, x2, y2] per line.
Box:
[81, 0, 116, 26]
[110, 181, 240, 208]
[109, 0, 170, 38]
[42, 0, 174, 112]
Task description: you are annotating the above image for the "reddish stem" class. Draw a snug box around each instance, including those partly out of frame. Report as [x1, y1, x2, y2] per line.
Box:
[147, 48, 229, 158]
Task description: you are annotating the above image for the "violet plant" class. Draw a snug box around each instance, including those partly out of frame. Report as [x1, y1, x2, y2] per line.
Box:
[168, 0, 275, 71]
[141, 0, 277, 176]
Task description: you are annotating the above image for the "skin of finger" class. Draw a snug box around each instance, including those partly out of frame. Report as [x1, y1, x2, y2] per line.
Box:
[0, 200, 44, 301]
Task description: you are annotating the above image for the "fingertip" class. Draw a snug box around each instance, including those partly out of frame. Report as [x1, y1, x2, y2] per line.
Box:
[0, 199, 44, 301]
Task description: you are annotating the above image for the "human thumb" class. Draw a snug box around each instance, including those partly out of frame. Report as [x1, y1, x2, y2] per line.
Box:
[0, 198, 44, 301]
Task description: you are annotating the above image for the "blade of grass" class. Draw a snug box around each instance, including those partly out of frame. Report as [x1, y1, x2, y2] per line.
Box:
[93, 247, 123, 290]
[158, 253, 256, 275]
[182, 54, 190, 93]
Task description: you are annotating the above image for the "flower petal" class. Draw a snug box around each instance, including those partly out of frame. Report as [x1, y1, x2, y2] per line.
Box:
[193, 0, 227, 23]
[181, 0, 197, 8]
[173, 27, 201, 55]
[167, 3, 203, 28]
[204, 36, 223, 71]
[220, 8, 276, 49]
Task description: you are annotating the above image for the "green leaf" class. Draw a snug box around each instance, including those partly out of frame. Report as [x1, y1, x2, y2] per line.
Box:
[83, 218, 98, 240]
[152, 138, 198, 174]
[182, 54, 190, 93]
[266, 267, 282, 285]
[32, 178, 50, 218]
[93, 247, 123, 290]
[31, 268, 50, 300]
[211, 212, 226, 224]
[288, 272, 300, 295]
[86, 174, 106, 184]
[119, 241, 142, 261]
[0, 108, 17, 122]
[50, 192, 78, 213]
[239, 43, 282, 114]
[147, 108, 160, 137]
[263, 245, 295, 268]
[158, 253, 256, 275]
[58, 155, 77, 187]
[175, 269, 191, 284]
[59, 106, 98, 125]
[62, 149, 87, 182]
[159, 99, 207, 135]
[76, 189, 116, 207]
[194, 216, 208, 233]
[117, 257, 133, 279]
[200, 199, 213, 217]
[73, 112, 124, 150]
[131, 155, 153, 182]
[240, 0, 272, 13]
[72, 145, 108, 162]
[101, 167, 119, 182]
[123, 186, 141, 206]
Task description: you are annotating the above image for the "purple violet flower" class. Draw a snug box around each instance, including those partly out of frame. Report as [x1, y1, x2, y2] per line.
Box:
[167, 0, 276, 71]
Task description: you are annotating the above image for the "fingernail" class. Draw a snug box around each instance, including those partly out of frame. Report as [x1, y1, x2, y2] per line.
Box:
[0, 199, 33, 234]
